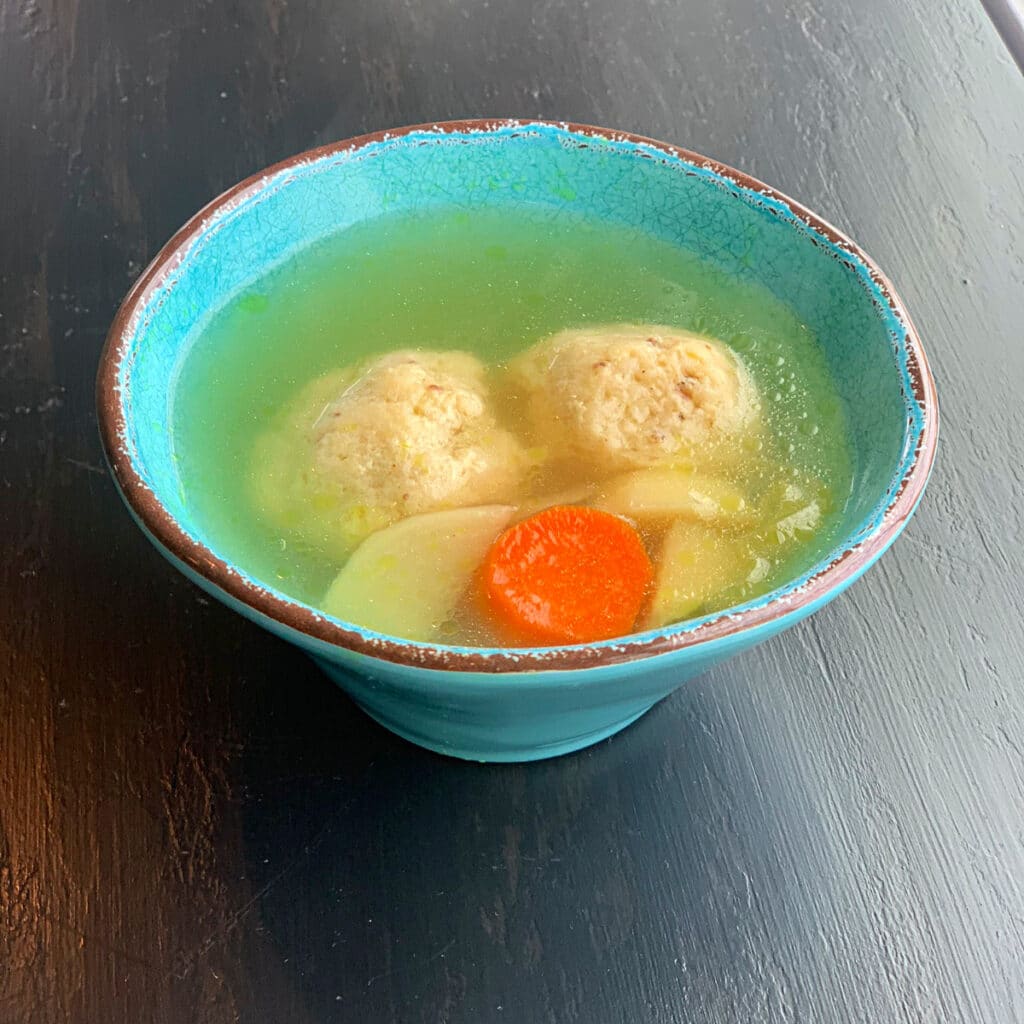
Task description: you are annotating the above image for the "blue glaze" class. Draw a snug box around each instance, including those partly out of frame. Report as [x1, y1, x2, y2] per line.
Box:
[107, 123, 935, 761]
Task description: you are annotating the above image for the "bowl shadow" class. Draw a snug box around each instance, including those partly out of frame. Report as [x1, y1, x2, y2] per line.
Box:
[229, 653, 838, 1023]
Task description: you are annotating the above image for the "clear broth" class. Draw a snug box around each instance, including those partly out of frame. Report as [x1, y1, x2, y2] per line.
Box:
[172, 206, 852, 643]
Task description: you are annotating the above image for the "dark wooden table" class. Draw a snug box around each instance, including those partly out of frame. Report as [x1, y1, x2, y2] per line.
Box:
[3, 1, 1023, 1021]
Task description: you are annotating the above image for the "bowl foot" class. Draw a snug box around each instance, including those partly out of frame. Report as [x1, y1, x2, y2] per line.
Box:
[351, 698, 653, 763]
[312, 654, 662, 762]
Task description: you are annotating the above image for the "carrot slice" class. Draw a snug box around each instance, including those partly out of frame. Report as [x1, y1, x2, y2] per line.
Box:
[480, 505, 654, 645]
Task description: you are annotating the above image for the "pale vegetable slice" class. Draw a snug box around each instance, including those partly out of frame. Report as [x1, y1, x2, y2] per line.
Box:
[596, 467, 751, 527]
[321, 504, 516, 641]
[515, 484, 597, 521]
[643, 520, 762, 630]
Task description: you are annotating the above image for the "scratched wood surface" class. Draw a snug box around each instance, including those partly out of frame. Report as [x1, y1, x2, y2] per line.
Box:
[2, 1, 1023, 1021]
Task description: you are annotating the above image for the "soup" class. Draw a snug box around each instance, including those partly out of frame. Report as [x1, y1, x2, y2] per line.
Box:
[172, 206, 852, 646]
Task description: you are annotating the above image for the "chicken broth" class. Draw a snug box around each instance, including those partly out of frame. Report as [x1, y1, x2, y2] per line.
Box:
[172, 206, 852, 645]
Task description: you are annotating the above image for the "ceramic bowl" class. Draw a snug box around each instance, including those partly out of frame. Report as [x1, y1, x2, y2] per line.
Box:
[97, 120, 938, 762]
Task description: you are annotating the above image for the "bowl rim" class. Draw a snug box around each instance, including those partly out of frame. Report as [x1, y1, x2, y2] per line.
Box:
[96, 118, 939, 673]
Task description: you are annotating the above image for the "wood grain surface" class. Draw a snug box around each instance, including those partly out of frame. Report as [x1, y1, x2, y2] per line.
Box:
[2, 1, 1023, 1021]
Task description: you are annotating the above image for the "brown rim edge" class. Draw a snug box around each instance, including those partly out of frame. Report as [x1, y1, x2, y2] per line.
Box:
[96, 118, 939, 674]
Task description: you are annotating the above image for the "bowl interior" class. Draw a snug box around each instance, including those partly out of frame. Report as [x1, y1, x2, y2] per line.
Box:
[108, 122, 927, 651]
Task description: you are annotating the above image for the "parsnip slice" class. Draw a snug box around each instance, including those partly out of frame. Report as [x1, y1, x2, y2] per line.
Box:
[514, 484, 597, 521]
[643, 520, 761, 630]
[322, 504, 516, 641]
[596, 467, 751, 527]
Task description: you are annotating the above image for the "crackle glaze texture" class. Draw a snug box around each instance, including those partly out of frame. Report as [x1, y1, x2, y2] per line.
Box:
[119, 124, 919, 553]
[3, 0, 1024, 1021]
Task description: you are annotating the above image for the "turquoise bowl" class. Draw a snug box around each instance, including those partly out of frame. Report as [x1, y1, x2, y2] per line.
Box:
[97, 120, 938, 762]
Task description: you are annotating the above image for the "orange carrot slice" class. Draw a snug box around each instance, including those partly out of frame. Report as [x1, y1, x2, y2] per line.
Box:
[480, 505, 654, 645]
